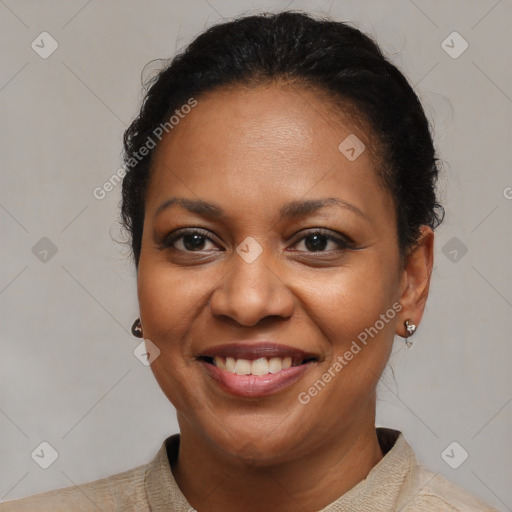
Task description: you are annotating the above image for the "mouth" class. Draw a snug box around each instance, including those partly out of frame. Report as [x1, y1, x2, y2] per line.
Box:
[196, 342, 319, 397]
[198, 355, 317, 375]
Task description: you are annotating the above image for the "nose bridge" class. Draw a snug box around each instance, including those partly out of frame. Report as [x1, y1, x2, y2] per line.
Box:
[209, 238, 293, 326]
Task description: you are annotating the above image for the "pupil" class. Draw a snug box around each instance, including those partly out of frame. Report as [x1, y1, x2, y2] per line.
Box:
[184, 234, 205, 251]
[305, 234, 327, 252]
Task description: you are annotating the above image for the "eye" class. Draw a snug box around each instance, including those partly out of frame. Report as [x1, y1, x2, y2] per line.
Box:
[159, 228, 353, 254]
[289, 229, 352, 253]
[160, 228, 221, 252]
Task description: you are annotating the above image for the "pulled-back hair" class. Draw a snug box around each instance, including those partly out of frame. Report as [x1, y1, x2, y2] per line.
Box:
[122, 11, 444, 266]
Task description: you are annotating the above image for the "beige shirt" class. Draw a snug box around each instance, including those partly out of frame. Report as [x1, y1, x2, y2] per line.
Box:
[0, 428, 498, 511]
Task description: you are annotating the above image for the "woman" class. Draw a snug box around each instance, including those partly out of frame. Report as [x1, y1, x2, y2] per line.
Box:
[1, 10, 498, 512]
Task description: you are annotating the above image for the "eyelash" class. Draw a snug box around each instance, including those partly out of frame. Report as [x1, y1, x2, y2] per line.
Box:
[160, 228, 354, 253]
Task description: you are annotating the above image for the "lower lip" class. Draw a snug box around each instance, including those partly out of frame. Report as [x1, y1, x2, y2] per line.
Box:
[200, 360, 314, 398]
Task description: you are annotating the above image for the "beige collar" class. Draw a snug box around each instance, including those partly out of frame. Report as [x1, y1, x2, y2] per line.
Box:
[144, 428, 415, 511]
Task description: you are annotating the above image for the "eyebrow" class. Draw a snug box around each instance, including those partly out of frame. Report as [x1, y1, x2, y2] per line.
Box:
[154, 196, 368, 222]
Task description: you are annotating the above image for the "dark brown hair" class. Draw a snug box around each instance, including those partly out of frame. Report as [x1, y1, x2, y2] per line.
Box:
[121, 11, 444, 266]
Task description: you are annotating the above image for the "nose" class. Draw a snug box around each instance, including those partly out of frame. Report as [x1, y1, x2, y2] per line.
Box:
[208, 248, 294, 327]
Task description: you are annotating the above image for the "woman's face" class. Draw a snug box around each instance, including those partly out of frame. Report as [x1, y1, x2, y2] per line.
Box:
[137, 84, 422, 463]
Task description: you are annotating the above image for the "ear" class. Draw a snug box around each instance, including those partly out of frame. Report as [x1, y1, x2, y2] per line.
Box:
[397, 226, 434, 337]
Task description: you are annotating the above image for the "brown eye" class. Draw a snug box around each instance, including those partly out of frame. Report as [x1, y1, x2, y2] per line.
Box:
[179, 233, 209, 251]
[161, 229, 220, 252]
[290, 230, 352, 253]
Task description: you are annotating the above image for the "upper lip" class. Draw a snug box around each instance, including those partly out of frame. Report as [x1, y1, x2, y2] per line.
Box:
[197, 342, 319, 362]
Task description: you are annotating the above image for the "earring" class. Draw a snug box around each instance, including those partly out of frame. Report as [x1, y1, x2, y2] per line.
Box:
[404, 320, 416, 348]
[131, 318, 143, 338]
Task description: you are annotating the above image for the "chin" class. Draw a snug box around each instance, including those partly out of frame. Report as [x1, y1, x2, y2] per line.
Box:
[197, 414, 309, 466]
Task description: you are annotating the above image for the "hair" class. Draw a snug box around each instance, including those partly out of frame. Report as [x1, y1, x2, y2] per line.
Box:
[121, 10, 444, 266]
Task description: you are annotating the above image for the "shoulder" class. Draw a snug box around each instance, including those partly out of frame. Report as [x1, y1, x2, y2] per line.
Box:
[399, 464, 499, 512]
[0, 463, 149, 512]
[373, 429, 498, 512]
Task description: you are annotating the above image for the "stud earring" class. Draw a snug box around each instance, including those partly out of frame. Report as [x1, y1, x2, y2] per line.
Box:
[131, 318, 143, 338]
[404, 320, 416, 348]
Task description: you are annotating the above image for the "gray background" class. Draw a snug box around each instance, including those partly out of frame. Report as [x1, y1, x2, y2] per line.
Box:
[1, 0, 511, 510]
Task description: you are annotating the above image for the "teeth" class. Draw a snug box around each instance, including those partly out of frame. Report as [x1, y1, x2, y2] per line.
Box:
[214, 356, 225, 370]
[268, 357, 283, 373]
[251, 358, 269, 375]
[225, 357, 236, 372]
[213, 356, 301, 375]
[234, 359, 251, 375]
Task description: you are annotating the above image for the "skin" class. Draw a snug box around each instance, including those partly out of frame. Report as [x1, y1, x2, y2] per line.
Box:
[136, 83, 434, 512]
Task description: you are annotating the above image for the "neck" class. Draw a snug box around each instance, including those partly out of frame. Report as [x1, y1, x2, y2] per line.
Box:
[171, 408, 383, 511]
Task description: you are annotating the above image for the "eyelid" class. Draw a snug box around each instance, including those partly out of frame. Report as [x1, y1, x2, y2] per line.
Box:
[159, 227, 354, 252]
[287, 228, 354, 250]
[158, 227, 220, 251]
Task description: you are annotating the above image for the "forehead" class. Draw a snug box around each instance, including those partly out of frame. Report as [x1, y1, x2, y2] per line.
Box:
[146, 84, 391, 222]
[153, 83, 375, 167]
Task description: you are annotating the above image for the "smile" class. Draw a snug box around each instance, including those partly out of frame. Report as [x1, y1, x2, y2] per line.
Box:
[201, 355, 315, 375]
[197, 342, 319, 397]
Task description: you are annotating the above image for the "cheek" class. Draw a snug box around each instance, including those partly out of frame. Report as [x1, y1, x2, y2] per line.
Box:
[136, 263, 205, 397]
[136, 259, 234, 408]
[137, 259, 213, 338]
[136, 241, 399, 419]
[137, 248, 399, 357]
[301, 261, 398, 345]
[294, 263, 397, 406]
